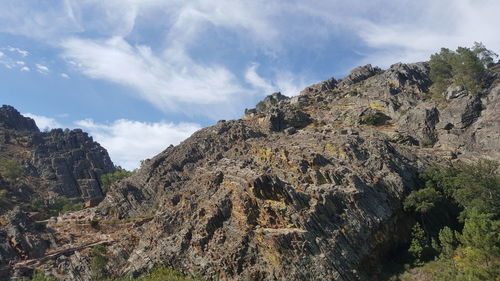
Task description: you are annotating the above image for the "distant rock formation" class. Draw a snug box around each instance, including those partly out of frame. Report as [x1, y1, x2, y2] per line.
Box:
[0, 105, 39, 132]
[0, 105, 115, 201]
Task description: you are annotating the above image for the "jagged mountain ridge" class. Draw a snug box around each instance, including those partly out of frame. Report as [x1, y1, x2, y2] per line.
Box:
[0, 105, 116, 278]
[0, 105, 115, 201]
[90, 62, 498, 280]
[4, 60, 499, 281]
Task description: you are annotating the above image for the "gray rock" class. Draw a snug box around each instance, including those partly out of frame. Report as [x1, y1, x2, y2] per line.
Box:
[0, 105, 39, 132]
[338, 64, 382, 88]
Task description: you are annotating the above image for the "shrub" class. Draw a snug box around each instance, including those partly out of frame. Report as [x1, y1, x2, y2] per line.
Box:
[133, 267, 202, 281]
[90, 219, 100, 228]
[100, 166, 133, 194]
[28, 197, 84, 219]
[361, 113, 389, 126]
[0, 159, 24, 182]
[90, 245, 108, 280]
[20, 271, 57, 281]
[395, 160, 500, 280]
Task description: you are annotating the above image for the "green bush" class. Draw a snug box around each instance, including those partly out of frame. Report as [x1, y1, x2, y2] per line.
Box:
[131, 267, 202, 281]
[90, 245, 109, 280]
[28, 197, 84, 219]
[0, 159, 24, 182]
[395, 160, 500, 280]
[20, 271, 57, 281]
[361, 113, 388, 126]
[429, 43, 497, 97]
[100, 166, 133, 194]
[99, 266, 202, 281]
[90, 219, 100, 228]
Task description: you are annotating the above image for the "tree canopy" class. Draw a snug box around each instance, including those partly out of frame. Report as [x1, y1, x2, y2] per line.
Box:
[429, 43, 497, 96]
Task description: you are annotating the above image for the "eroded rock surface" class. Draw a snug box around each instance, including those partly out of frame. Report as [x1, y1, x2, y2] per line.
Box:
[0, 106, 115, 201]
[7, 61, 500, 281]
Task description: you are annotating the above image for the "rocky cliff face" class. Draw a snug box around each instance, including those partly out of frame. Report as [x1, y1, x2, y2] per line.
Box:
[0, 105, 115, 201]
[6, 61, 499, 281]
[0, 106, 115, 278]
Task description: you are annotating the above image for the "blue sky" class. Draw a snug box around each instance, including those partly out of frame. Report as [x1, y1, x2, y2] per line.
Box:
[1, 0, 499, 169]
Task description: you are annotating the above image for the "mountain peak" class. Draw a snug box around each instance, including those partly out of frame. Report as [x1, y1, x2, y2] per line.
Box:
[0, 105, 39, 132]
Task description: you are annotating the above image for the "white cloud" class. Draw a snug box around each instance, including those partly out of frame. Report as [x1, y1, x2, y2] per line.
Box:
[7, 47, 29, 57]
[353, 0, 500, 67]
[23, 113, 62, 131]
[245, 63, 312, 97]
[35, 64, 50, 74]
[61, 36, 249, 112]
[245, 64, 275, 94]
[20, 66, 30, 72]
[61, 73, 70, 78]
[1, 0, 499, 119]
[0, 2, 81, 39]
[75, 118, 201, 170]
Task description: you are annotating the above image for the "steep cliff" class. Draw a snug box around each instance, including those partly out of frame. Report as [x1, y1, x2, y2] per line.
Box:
[0, 105, 115, 202]
[0, 106, 115, 277]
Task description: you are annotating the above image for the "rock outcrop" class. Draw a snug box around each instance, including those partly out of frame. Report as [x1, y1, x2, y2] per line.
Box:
[0, 106, 115, 279]
[7, 60, 500, 281]
[0, 106, 115, 202]
[0, 105, 39, 132]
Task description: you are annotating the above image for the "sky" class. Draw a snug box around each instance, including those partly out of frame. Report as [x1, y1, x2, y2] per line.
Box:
[1, 0, 499, 169]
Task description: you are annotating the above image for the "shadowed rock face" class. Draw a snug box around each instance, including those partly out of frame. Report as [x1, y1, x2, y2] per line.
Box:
[0, 107, 115, 279]
[0, 108, 115, 201]
[14, 61, 499, 281]
[0, 105, 39, 132]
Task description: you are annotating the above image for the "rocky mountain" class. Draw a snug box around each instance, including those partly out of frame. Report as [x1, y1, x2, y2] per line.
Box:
[0, 106, 115, 278]
[0, 105, 115, 202]
[2, 60, 499, 281]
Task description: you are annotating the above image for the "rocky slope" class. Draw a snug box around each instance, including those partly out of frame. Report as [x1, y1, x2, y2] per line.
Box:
[0, 106, 115, 277]
[5, 61, 500, 281]
[0, 105, 115, 201]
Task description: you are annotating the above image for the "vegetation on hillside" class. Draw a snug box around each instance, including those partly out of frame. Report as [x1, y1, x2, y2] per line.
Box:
[23, 266, 201, 281]
[100, 166, 134, 194]
[0, 159, 24, 183]
[29, 196, 84, 219]
[429, 42, 497, 96]
[389, 160, 500, 280]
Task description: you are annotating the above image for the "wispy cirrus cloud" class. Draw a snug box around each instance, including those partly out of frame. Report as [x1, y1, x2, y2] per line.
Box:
[2, 0, 499, 119]
[245, 63, 310, 96]
[61, 36, 251, 115]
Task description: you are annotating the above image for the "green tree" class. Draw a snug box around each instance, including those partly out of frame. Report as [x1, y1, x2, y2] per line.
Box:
[439, 226, 458, 258]
[472, 42, 498, 67]
[429, 48, 454, 96]
[404, 187, 442, 213]
[449, 160, 500, 218]
[428, 44, 495, 97]
[100, 166, 133, 194]
[451, 47, 485, 95]
[396, 160, 500, 280]
[459, 209, 499, 253]
[408, 223, 435, 265]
